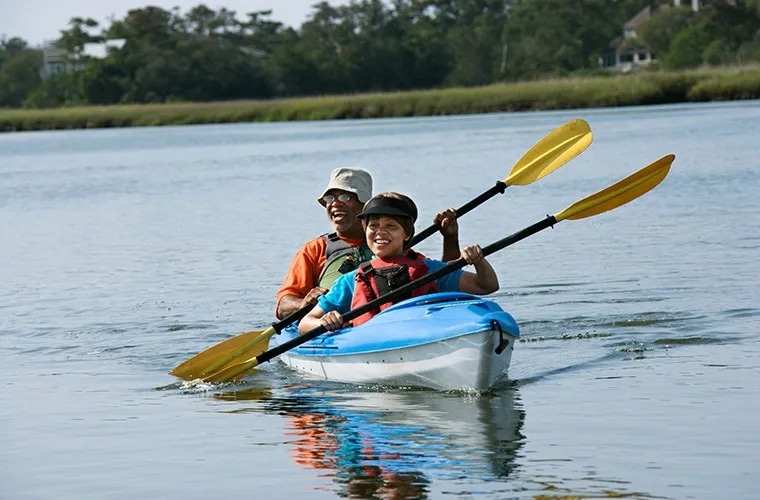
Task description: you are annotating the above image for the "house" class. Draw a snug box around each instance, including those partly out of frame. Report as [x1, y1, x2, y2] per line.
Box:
[39, 39, 125, 79]
[598, 5, 657, 72]
[598, 0, 735, 72]
[39, 42, 76, 78]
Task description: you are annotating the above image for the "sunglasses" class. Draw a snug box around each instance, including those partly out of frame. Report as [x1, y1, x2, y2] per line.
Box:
[322, 193, 354, 204]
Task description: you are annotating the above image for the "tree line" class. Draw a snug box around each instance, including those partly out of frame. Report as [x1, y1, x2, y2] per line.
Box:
[1, 0, 760, 108]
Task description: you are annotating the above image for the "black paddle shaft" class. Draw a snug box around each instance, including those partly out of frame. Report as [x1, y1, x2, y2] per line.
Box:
[257, 214, 558, 365]
[271, 302, 313, 332]
[406, 180, 508, 249]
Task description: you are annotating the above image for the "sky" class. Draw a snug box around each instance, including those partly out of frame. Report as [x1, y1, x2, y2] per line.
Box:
[0, 0, 349, 46]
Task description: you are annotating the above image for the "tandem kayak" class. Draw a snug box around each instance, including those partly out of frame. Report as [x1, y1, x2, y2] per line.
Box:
[273, 292, 519, 391]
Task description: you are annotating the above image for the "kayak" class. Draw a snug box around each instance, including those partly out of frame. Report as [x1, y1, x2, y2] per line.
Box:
[274, 292, 519, 391]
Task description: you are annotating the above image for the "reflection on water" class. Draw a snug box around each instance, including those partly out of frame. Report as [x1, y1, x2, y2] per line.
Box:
[213, 384, 525, 497]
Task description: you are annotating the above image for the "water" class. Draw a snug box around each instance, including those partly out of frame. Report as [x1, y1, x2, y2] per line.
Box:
[2, 101, 759, 499]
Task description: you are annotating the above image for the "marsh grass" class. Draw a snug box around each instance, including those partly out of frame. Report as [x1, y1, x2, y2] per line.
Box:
[2, 65, 759, 132]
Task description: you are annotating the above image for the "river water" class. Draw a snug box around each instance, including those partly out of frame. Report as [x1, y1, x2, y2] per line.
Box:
[2, 101, 759, 499]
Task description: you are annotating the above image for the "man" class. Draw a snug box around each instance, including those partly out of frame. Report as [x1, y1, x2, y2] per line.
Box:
[275, 167, 459, 319]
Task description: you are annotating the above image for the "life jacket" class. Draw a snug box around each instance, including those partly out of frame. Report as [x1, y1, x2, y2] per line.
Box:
[350, 250, 438, 326]
[317, 232, 374, 289]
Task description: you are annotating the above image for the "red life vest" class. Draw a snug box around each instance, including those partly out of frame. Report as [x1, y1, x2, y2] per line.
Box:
[350, 251, 439, 326]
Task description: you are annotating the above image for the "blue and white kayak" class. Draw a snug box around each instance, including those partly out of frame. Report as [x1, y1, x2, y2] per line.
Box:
[274, 292, 520, 391]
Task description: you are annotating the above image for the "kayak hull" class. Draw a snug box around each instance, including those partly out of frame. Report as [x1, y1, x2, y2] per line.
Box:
[274, 292, 519, 391]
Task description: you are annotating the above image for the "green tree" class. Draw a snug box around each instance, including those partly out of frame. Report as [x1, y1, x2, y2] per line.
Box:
[694, 1, 760, 60]
[183, 4, 240, 36]
[505, 0, 627, 78]
[636, 5, 696, 58]
[736, 39, 760, 64]
[268, 31, 324, 96]
[0, 36, 29, 67]
[0, 39, 42, 107]
[58, 17, 103, 61]
[662, 24, 711, 68]
[436, 0, 508, 86]
[296, 2, 358, 93]
[392, 0, 452, 89]
[24, 71, 82, 108]
[10, 0, 760, 107]
[703, 39, 732, 65]
[78, 58, 128, 104]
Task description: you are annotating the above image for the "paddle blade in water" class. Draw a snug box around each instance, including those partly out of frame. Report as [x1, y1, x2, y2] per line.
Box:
[202, 356, 262, 384]
[555, 154, 674, 222]
[170, 327, 275, 381]
[505, 119, 593, 186]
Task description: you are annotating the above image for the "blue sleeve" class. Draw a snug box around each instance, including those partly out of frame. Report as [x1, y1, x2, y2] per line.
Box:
[423, 259, 463, 292]
[317, 271, 356, 314]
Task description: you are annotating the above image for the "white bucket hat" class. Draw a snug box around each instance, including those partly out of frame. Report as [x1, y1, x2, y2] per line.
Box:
[318, 167, 373, 206]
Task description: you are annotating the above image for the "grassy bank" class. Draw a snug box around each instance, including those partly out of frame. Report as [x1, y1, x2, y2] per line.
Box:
[2, 65, 759, 132]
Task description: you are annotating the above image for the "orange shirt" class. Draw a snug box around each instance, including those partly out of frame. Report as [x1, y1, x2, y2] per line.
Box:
[275, 233, 365, 316]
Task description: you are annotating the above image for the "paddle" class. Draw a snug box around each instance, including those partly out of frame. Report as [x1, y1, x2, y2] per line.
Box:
[169, 306, 312, 381]
[199, 154, 675, 384]
[170, 119, 592, 381]
[407, 118, 592, 248]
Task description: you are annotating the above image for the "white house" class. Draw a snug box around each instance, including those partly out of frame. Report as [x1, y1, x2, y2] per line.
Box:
[598, 0, 735, 72]
[39, 39, 125, 79]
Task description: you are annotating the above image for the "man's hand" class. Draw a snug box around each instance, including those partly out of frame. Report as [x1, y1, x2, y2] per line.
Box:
[277, 287, 328, 319]
[301, 287, 328, 308]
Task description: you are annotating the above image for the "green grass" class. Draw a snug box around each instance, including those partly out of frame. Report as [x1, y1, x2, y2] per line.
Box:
[2, 64, 759, 132]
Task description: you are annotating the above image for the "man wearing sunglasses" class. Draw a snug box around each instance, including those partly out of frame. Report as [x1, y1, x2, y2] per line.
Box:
[275, 167, 459, 320]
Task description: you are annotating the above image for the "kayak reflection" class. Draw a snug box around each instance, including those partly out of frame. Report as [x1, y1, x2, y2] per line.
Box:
[214, 384, 525, 496]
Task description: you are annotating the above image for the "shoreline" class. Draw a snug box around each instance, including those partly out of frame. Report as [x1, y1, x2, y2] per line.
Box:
[1, 65, 759, 133]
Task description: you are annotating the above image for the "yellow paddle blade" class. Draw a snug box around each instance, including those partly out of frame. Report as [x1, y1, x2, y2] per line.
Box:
[202, 355, 262, 384]
[505, 119, 593, 186]
[170, 327, 275, 381]
[197, 336, 276, 377]
[555, 154, 674, 223]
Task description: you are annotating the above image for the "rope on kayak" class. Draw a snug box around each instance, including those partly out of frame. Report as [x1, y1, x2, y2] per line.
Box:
[492, 319, 511, 355]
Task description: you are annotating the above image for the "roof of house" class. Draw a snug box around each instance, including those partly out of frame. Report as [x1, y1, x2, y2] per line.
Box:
[624, 5, 654, 30]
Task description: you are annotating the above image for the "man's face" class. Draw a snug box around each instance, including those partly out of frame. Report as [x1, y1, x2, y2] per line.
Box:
[322, 190, 364, 236]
